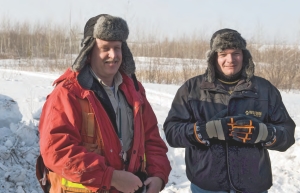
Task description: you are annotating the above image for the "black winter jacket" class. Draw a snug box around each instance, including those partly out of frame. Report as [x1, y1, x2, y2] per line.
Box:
[163, 75, 295, 193]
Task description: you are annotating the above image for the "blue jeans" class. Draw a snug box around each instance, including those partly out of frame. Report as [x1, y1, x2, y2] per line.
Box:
[191, 183, 268, 193]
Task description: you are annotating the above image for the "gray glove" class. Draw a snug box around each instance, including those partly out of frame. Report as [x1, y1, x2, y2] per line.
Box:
[194, 118, 232, 142]
[194, 109, 230, 145]
[194, 113, 277, 145]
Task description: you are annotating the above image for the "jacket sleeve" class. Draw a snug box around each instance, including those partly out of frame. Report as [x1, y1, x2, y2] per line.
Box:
[265, 85, 295, 151]
[163, 83, 199, 148]
[139, 84, 171, 188]
[39, 87, 114, 192]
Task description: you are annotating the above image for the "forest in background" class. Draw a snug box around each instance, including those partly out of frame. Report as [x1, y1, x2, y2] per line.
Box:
[0, 17, 299, 90]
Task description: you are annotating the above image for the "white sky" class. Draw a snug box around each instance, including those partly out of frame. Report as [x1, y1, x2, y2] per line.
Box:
[1, 0, 300, 44]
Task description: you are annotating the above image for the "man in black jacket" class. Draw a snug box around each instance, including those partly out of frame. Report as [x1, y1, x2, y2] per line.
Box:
[163, 28, 295, 193]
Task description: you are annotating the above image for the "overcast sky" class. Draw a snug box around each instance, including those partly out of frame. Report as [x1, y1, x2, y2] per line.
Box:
[1, 0, 300, 44]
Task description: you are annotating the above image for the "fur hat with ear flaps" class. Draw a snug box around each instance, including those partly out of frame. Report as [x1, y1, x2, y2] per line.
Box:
[72, 14, 136, 75]
[205, 28, 255, 83]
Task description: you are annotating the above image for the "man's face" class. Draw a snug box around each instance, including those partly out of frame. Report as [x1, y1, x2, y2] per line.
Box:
[90, 39, 122, 81]
[216, 49, 243, 76]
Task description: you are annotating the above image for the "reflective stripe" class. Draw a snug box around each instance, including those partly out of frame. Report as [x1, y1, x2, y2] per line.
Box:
[61, 177, 87, 189]
[206, 120, 225, 140]
[214, 120, 225, 140]
[54, 98, 106, 193]
[255, 123, 268, 143]
[206, 121, 218, 138]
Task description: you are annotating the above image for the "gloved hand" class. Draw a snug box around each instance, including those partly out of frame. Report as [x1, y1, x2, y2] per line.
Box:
[194, 117, 232, 145]
[229, 116, 276, 144]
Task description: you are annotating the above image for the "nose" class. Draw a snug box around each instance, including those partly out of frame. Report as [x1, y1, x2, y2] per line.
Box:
[108, 48, 117, 58]
[226, 54, 234, 63]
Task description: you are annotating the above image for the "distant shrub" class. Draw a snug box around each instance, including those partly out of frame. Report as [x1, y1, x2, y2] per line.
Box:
[0, 18, 299, 90]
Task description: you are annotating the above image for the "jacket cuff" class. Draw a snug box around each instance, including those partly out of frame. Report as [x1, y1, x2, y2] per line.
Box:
[100, 166, 115, 191]
[264, 126, 277, 147]
[152, 173, 168, 190]
[194, 123, 210, 146]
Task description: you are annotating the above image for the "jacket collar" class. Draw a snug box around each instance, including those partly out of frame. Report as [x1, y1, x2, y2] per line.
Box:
[200, 77, 257, 93]
[53, 65, 144, 107]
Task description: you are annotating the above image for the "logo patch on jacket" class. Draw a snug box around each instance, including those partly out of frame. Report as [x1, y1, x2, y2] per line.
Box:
[245, 110, 262, 117]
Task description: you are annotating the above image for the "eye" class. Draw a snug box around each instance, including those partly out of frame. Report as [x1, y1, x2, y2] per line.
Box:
[101, 47, 109, 52]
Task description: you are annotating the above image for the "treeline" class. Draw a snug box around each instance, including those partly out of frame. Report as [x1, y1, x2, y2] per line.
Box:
[0, 18, 80, 59]
[0, 18, 299, 90]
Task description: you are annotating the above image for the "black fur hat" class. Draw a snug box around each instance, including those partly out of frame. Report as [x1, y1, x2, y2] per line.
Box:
[72, 14, 135, 75]
[205, 28, 254, 82]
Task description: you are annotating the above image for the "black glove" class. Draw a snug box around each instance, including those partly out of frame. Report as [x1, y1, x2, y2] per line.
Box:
[134, 171, 147, 193]
[229, 116, 276, 144]
[194, 117, 233, 145]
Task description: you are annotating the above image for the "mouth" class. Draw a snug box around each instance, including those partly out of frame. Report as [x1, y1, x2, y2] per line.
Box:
[105, 60, 119, 65]
[224, 65, 236, 68]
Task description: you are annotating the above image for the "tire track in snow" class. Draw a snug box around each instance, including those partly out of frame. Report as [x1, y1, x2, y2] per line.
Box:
[0, 69, 59, 80]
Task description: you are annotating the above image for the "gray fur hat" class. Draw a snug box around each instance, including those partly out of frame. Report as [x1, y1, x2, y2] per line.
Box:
[205, 28, 254, 82]
[72, 14, 135, 75]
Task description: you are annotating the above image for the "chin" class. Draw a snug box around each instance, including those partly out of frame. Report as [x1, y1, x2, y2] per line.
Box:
[109, 70, 119, 75]
[224, 72, 235, 76]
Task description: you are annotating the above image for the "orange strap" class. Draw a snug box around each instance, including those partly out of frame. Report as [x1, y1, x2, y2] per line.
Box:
[193, 123, 206, 145]
[139, 106, 147, 173]
[77, 98, 105, 155]
[229, 118, 255, 143]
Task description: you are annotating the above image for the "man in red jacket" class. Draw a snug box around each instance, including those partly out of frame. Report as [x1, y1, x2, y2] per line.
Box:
[38, 14, 171, 193]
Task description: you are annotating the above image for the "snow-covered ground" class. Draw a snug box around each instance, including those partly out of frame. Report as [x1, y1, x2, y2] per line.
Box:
[0, 68, 299, 193]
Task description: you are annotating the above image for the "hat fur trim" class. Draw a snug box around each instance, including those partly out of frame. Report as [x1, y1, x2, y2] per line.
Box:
[71, 14, 135, 75]
[93, 15, 129, 41]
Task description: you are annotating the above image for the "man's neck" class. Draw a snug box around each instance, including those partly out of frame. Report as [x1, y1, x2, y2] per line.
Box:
[100, 77, 114, 87]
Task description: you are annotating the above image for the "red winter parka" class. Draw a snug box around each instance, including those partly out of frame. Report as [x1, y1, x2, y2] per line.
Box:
[39, 68, 171, 192]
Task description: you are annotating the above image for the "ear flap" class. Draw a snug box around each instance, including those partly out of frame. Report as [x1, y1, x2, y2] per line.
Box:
[120, 41, 136, 75]
[242, 50, 255, 82]
[71, 37, 95, 72]
[205, 51, 217, 83]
